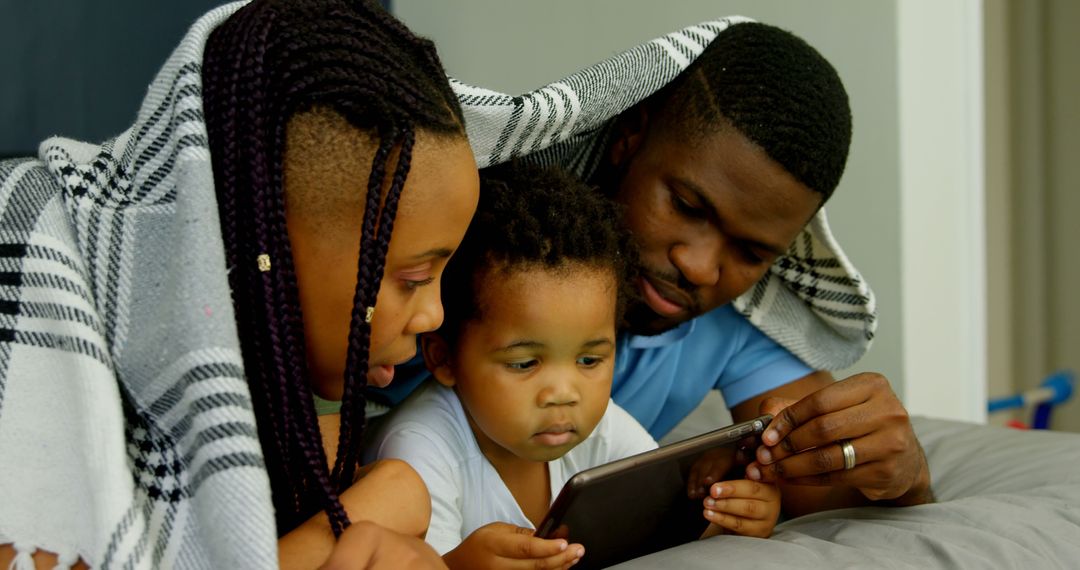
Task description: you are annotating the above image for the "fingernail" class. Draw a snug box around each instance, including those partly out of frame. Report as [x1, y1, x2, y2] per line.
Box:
[703, 509, 714, 520]
[704, 498, 715, 508]
[747, 464, 761, 480]
[759, 448, 772, 464]
[577, 547, 585, 558]
[712, 484, 728, 498]
[764, 429, 779, 445]
[558, 540, 567, 551]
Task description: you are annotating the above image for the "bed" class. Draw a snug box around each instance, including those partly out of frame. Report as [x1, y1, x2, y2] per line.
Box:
[613, 398, 1080, 568]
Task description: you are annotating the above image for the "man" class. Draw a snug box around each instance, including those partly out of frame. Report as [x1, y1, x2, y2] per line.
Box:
[589, 22, 932, 516]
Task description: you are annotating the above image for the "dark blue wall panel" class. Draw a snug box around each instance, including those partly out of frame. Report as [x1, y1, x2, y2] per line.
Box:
[0, 0, 224, 156]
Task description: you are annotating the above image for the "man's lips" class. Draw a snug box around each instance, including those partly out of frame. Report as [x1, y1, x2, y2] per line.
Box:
[533, 423, 576, 446]
[639, 276, 689, 317]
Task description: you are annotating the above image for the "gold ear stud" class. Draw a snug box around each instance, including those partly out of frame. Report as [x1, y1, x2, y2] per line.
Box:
[365, 306, 375, 324]
[257, 254, 271, 273]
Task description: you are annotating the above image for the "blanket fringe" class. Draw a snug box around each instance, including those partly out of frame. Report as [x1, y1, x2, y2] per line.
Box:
[8, 543, 34, 570]
[5, 543, 79, 570]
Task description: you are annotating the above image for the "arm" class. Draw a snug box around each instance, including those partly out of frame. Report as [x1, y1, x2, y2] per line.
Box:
[731, 371, 934, 518]
[319, 521, 446, 570]
[278, 458, 431, 570]
[442, 523, 582, 570]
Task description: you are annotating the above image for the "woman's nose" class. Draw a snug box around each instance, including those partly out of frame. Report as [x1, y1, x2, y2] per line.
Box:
[405, 285, 444, 335]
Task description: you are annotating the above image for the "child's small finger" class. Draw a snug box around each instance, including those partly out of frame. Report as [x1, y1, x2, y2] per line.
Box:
[496, 532, 567, 558]
[703, 510, 771, 538]
[704, 497, 767, 520]
[712, 479, 773, 499]
[702, 509, 745, 534]
[538, 544, 583, 569]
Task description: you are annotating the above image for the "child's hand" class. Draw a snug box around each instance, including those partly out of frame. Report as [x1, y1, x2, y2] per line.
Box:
[443, 522, 584, 569]
[699, 479, 780, 539]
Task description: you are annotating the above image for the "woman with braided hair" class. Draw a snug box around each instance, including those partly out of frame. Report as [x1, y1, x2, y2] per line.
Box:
[0, 0, 477, 568]
[201, 0, 483, 566]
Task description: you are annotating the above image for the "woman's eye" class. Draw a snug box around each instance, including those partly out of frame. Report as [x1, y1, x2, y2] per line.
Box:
[404, 276, 435, 290]
[577, 355, 604, 368]
[506, 360, 538, 371]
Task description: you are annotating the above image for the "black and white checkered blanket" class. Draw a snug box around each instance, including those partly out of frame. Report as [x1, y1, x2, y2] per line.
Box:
[0, 5, 874, 569]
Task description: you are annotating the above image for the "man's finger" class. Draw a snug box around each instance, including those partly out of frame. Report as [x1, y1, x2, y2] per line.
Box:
[756, 434, 886, 481]
[759, 396, 796, 419]
[758, 404, 875, 464]
[762, 374, 880, 448]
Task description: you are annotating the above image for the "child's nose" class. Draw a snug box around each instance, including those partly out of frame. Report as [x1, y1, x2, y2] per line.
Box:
[537, 373, 579, 407]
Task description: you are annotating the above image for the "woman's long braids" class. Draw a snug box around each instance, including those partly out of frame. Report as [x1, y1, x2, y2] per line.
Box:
[201, 0, 464, 536]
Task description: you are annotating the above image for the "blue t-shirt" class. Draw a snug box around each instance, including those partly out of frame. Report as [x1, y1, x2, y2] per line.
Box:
[368, 304, 811, 441]
[611, 304, 811, 439]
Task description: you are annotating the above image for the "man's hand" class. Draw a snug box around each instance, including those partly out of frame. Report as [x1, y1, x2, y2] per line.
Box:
[746, 373, 933, 506]
[319, 520, 446, 569]
[442, 522, 584, 569]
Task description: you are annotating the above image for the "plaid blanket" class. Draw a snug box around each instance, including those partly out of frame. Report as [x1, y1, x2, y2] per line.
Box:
[0, 4, 874, 569]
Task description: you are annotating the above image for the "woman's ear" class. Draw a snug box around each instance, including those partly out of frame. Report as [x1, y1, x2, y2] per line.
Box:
[421, 333, 456, 388]
[609, 103, 650, 168]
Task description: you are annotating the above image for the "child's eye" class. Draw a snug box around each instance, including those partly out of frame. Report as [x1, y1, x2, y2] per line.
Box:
[404, 276, 435, 290]
[577, 355, 604, 368]
[506, 359, 538, 371]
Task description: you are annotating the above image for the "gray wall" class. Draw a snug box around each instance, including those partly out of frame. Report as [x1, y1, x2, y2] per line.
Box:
[395, 0, 904, 387]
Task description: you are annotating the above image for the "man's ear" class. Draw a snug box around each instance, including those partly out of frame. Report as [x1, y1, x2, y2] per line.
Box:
[609, 103, 650, 168]
[421, 333, 456, 388]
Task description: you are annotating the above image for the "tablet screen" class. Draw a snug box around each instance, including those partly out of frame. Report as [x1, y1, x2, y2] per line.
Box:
[534, 415, 770, 569]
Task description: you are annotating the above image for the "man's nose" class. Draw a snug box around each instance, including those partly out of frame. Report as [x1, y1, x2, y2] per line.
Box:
[670, 234, 723, 288]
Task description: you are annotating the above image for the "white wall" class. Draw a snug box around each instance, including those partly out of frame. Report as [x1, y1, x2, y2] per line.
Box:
[395, 1, 989, 422]
[896, 0, 987, 423]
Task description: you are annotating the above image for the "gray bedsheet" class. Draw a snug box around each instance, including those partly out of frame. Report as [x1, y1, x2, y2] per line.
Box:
[613, 417, 1080, 568]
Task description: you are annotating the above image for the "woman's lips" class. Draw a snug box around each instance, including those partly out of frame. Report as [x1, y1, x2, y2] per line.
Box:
[366, 364, 395, 388]
[639, 276, 687, 317]
[366, 351, 416, 388]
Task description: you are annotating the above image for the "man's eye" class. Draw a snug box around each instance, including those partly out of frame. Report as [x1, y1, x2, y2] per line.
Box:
[740, 246, 764, 265]
[506, 360, 538, 371]
[670, 192, 704, 218]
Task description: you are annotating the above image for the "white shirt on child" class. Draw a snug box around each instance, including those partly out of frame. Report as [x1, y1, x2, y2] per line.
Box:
[364, 382, 658, 555]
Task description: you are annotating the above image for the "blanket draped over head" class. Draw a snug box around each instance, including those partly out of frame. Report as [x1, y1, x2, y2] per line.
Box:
[0, 3, 875, 568]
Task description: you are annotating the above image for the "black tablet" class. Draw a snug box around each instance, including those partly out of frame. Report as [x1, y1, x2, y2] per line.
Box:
[534, 414, 771, 569]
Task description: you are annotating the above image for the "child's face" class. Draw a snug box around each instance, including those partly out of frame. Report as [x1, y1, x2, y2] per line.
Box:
[433, 263, 617, 465]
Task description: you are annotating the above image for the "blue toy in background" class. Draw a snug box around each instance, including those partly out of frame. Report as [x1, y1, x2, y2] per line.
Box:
[988, 370, 1075, 430]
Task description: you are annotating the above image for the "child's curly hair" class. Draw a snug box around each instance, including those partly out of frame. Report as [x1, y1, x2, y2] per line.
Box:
[438, 161, 638, 344]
